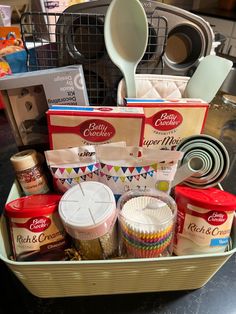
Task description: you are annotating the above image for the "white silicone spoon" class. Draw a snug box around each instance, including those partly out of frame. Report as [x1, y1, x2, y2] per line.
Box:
[184, 55, 233, 103]
[104, 0, 148, 98]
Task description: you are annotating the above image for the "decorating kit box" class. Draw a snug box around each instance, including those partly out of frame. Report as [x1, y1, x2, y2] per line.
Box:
[125, 98, 209, 150]
[47, 105, 145, 149]
[0, 65, 89, 148]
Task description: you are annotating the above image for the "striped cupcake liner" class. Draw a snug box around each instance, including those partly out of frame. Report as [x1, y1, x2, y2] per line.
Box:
[124, 234, 172, 258]
[121, 227, 173, 247]
[120, 221, 174, 242]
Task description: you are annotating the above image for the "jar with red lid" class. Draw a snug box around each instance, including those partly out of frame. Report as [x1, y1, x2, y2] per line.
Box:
[5, 194, 69, 261]
[174, 185, 236, 255]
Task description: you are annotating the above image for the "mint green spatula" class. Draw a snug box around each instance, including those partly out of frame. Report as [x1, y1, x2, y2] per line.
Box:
[104, 0, 148, 98]
[184, 55, 233, 103]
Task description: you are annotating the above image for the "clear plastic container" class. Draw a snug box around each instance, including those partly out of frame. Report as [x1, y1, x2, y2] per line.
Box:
[59, 181, 118, 260]
[117, 189, 177, 258]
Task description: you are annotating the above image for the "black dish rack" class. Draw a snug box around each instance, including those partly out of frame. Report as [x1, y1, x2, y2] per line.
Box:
[20, 11, 168, 106]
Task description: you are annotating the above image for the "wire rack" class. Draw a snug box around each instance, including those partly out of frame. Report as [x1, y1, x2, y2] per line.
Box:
[20, 11, 168, 106]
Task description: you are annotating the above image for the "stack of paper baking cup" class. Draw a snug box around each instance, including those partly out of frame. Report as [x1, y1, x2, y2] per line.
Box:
[117, 190, 177, 258]
[174, 134, 230, 189]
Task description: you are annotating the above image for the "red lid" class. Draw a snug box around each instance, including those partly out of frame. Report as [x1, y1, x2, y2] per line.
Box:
[175, 185, 236, 211]
[5, 194, 62, 218]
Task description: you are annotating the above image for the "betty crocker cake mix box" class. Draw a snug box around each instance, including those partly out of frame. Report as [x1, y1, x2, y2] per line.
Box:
[125, 98, 209, 150]
[47, 105, 145, 149]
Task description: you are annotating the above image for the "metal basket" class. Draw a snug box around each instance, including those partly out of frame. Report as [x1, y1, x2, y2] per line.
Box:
[20, 11, 168, 106]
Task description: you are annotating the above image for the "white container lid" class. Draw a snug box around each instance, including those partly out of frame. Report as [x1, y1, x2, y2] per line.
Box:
[59, 181, 117, 240]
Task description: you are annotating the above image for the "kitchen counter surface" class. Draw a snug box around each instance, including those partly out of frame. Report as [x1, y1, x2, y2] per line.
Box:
[1, 110, 236, 314]
[191, 7, 236, 21]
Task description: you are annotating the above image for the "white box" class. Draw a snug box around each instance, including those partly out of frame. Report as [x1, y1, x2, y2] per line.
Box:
[0, 65, 89, 148]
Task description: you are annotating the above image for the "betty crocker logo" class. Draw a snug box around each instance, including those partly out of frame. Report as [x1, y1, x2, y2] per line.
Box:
[13, 216, 51, 232]
[185, 208, 228, 226]
[79, 119, 115, 142]
[152, 110, 183, 131]
[206, 211, 228, 226]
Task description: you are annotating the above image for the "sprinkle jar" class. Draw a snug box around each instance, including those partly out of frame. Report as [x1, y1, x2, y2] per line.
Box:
[58, 181, 118, 260]
[10, 149, 49, 195]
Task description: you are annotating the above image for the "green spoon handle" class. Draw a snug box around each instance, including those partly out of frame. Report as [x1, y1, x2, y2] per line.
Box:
[123, 64, 137, 98]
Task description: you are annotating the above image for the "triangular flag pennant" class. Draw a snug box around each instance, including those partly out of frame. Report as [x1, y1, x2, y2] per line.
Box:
[87, 164, 94, 172]
[151, 163, 157, 171]
[141, 173, 147, 179]
[66, 178, 73, 184]
[73, 167, 80, 174]
[106, 175, 112, 181]
[74, 177, 80, 182]
[120, 176, 126, 183]
[59, 168, 65, 174]
[107, 164, 113, 171]
[113, 176, 119, 182]
[94, 169, 100, 175]
[100, 163, 106, 169]
[80, 166, 86, 173]
[59, 178, 65, 183]
[81, 175, 86, 181]
[114, 166, 120, 173]
[143, 166, 150, 172]
[134, 175, 140, 181]
[129, 167, 135, 173]
[100, 171, 105, 177]
[127, 176, 133, 182]
[51, 167, 58, 174]
[87, 173, 93, 178]
[66, 168, 73, 175]
[136, 167, 142, 173]
[121, 167, 128, 174]
[95, 162, 100, 169]
[148, 170, 154, 177]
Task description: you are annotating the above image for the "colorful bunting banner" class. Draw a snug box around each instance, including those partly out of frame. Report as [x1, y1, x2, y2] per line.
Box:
[99, 170, 155, 182]
[99, 164, 158, 175]
[51, 163, 100, 177]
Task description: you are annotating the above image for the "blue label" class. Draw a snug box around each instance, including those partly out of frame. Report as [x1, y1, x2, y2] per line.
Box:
[51, 105, 93, 111]
[125, 98, 165, 103]
[210, 238, 229, 246]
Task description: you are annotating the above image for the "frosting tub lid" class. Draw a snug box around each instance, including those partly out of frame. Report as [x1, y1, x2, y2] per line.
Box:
[175, 185, 236, 211]
[5, 194, 62, 218]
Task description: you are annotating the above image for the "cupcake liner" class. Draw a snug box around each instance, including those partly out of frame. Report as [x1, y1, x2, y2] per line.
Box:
[123, 234, 173, 251]
[124, 234, 172, 258]
[121, 227, 173, 247]
[118, 190, 177, 258]
[120, 220, 174, 241]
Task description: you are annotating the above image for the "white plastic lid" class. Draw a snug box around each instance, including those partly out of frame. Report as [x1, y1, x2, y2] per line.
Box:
[59, 181, 116, 240]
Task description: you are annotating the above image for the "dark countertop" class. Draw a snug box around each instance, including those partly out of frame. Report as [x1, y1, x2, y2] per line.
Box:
[191, 7, 236, 21]
[1, 110, 236, 314]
